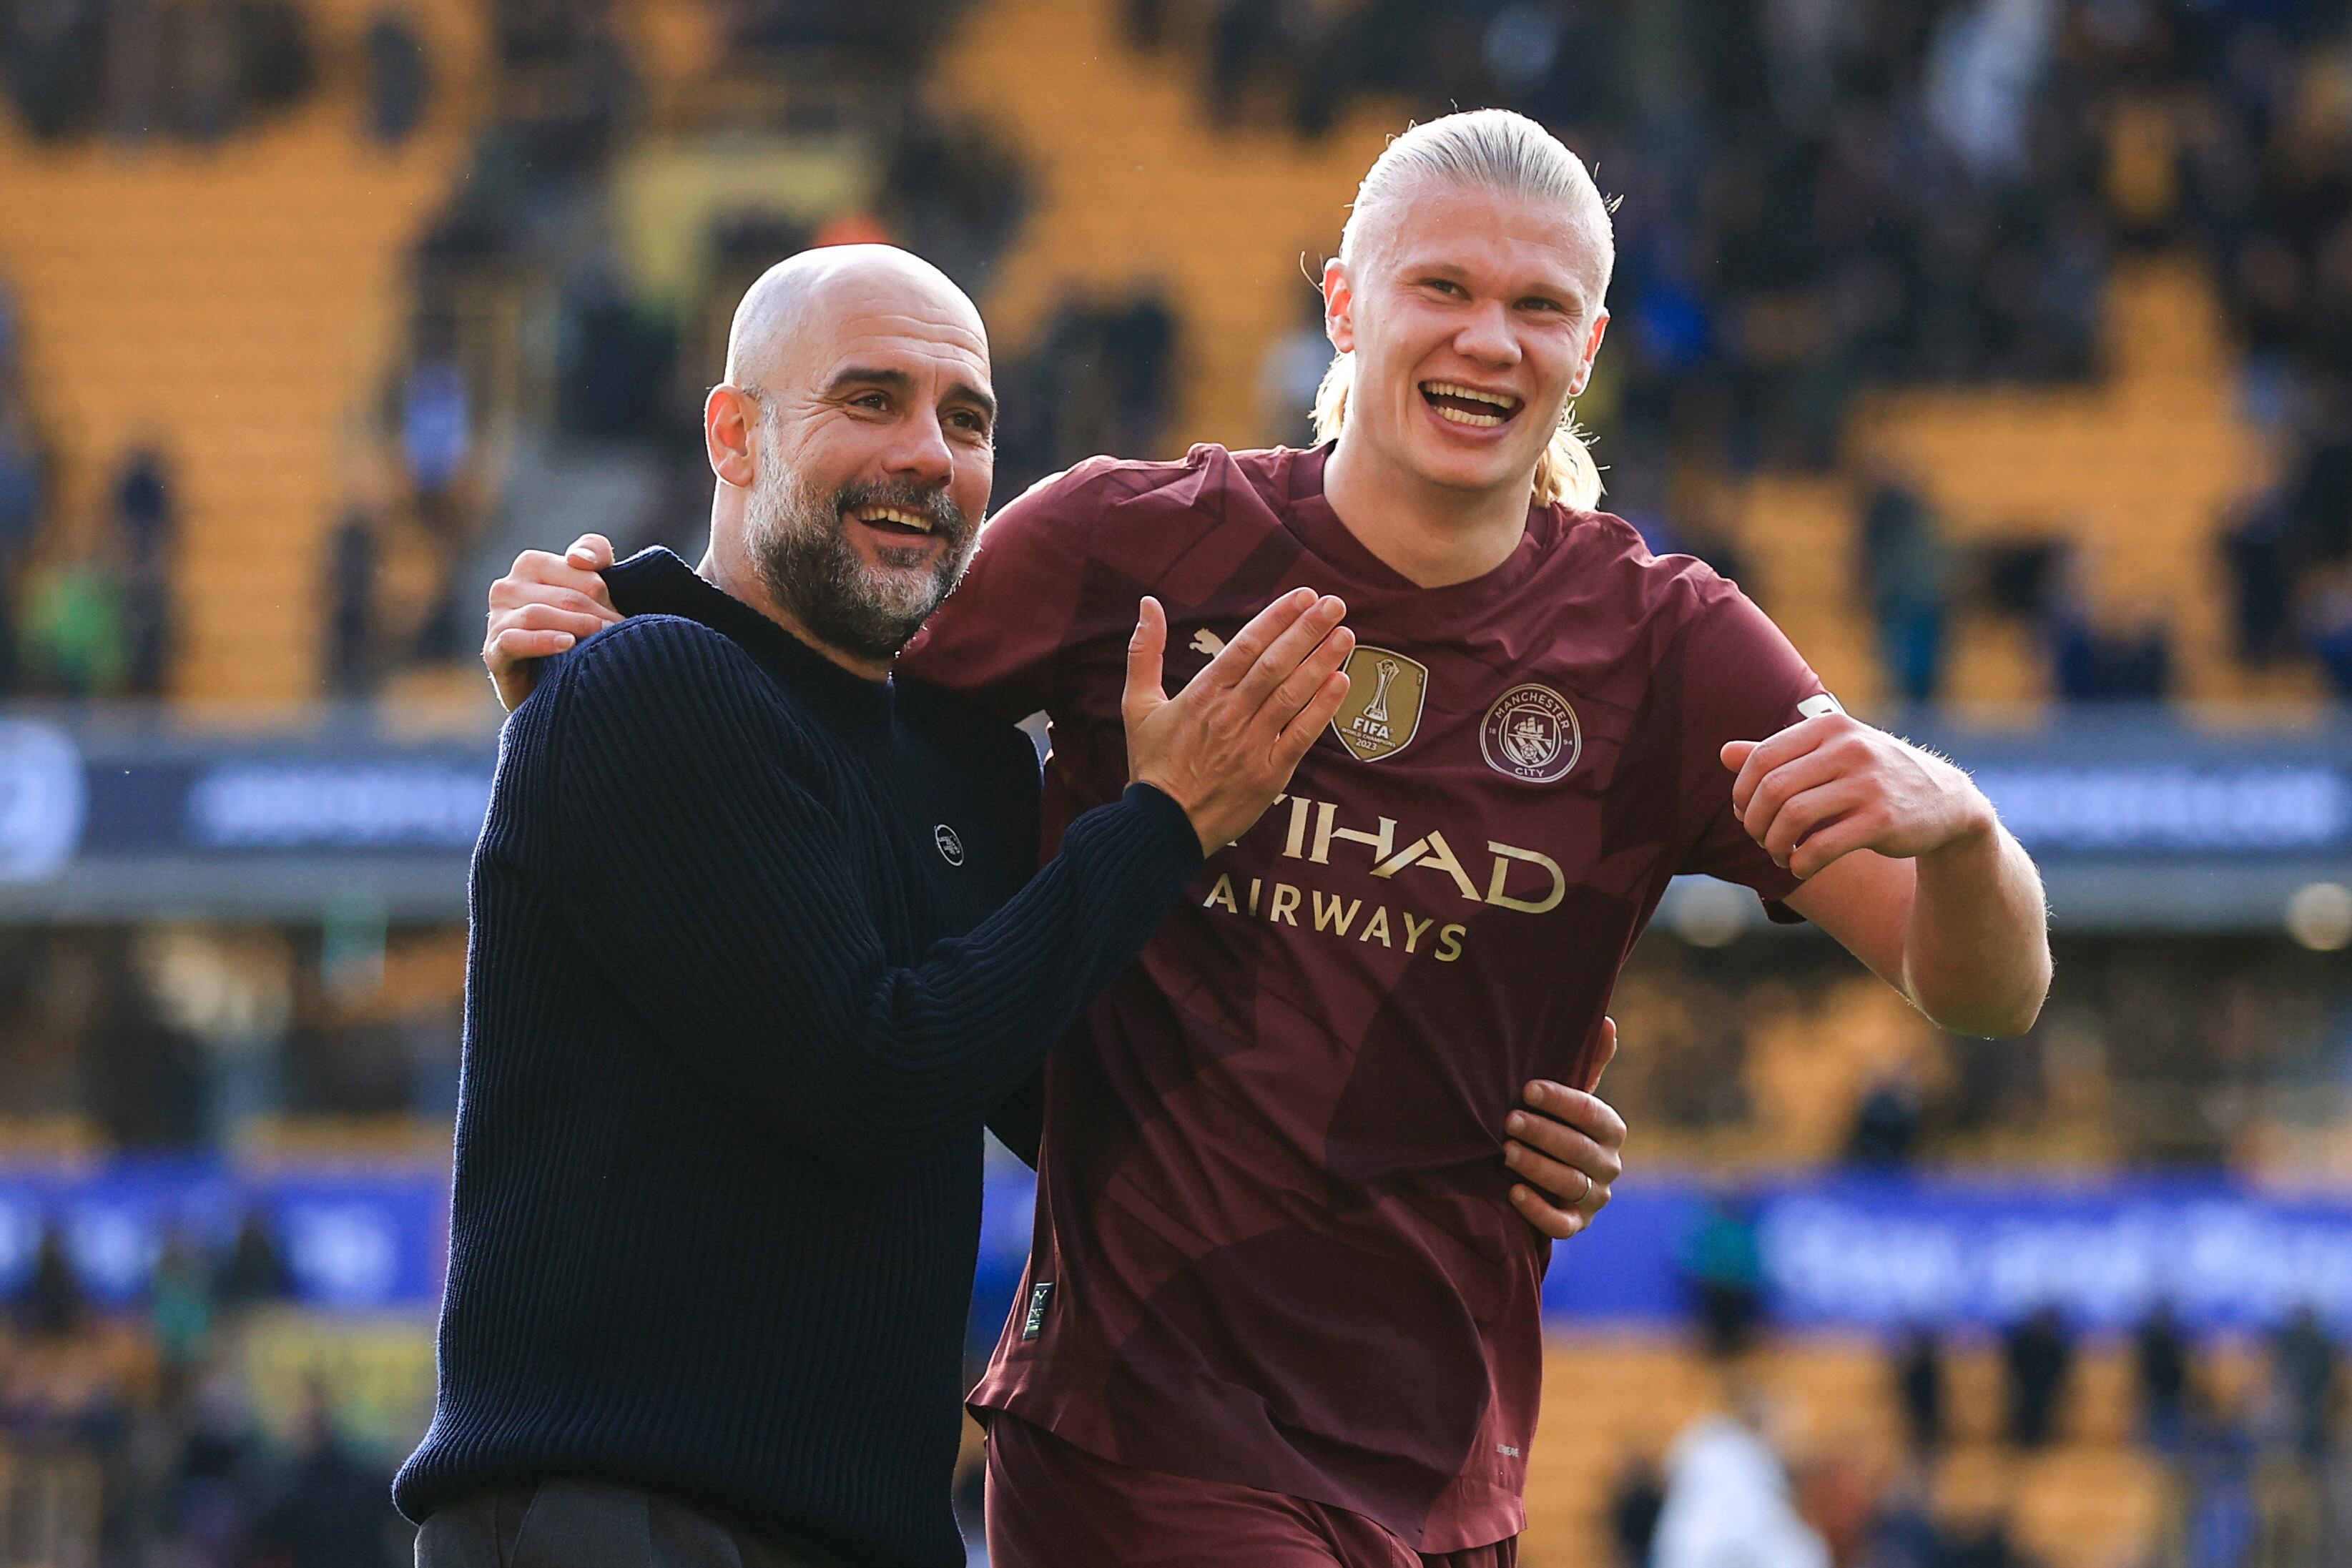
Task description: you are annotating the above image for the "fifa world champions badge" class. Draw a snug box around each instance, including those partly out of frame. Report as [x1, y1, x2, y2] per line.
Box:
[1480, 684, 1582, 783]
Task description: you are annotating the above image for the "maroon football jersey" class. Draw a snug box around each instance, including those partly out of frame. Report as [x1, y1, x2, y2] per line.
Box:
[897, 444, 1829, 1550]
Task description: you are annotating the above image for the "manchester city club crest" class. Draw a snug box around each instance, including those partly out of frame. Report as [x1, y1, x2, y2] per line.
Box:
[1479, 684, 1582, 782]
[1329, 646, 1429, 763]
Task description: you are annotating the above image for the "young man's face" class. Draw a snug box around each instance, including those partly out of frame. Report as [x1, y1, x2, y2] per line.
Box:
[1326, 182, 1610, 501]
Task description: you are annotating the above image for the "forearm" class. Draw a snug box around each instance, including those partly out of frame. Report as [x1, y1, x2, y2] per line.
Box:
[1901, 817, 2050, 1037]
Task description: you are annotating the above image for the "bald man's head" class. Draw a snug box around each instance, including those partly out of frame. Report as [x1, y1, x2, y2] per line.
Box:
[698, 244, 998, 674]
[724, 245, 988, 393]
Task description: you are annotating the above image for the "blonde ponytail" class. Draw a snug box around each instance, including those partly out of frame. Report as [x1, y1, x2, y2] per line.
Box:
[1313, 108, 1614, 513]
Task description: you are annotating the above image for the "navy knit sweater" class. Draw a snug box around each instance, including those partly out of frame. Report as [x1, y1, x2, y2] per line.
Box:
[394, 549, 1202, 1566]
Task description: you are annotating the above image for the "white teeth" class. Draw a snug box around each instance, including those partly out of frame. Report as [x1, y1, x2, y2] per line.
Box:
[1422, 380, 1520, 411]
[1435, 405, 1503, 428]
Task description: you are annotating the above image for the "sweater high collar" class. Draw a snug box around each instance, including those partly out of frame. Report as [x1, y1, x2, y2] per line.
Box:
[602, 547, 896, 744]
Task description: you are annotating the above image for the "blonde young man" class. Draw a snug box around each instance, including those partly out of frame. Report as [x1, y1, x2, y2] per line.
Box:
[486, 112, 2047, 1568]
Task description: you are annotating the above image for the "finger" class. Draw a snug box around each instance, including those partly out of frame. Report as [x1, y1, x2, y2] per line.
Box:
[1200, 588, 1318, 691]
[1503, 1134, 1613, 1208]
[1521, 1080, 1628, 1150]
[566, 533, 616, 569]
[1728, 717, 1831, 815]
[1761, 778, 1870, 867]
[495, 603, 614, 641]
[1740, 746, 1848, 844]
[1249, 623, 1355, 734]
[489, 580, 619, 621]
[1509, 1183, 1583, 1242]
[1721, 739, 1758, 774]
[491, 558, 616, 614]
[1226, 594, 1346, 712]
[1123, 597, 1169, 728]
[1505, 1111, 1621, 1188]
[1584, 1017, 1619, 1092]
[488, 627, 578, 664]
[1270, 667, 1351, 764]
[1788, 812, 1883, 879]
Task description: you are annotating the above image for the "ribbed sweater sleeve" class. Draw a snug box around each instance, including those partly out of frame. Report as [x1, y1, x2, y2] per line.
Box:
[544, 616, 1201, 1175]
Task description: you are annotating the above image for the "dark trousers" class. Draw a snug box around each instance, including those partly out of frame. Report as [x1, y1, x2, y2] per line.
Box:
[415, 1481, 845, 1568]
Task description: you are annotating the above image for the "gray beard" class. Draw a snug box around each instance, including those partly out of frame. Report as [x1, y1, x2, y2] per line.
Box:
[742, 468, 977, 664]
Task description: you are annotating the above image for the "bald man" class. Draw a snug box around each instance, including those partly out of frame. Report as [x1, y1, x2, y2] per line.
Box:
[393, 247, 1357, 1568]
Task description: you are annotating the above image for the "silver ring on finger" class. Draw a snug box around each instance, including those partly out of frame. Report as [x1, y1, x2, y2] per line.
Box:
[1573, 1168, 1594, 1208]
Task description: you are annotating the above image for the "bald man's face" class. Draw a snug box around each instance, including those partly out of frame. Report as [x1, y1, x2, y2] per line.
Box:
[719, 258, 997, 660]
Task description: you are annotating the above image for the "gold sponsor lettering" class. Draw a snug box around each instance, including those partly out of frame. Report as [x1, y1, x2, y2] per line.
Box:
[1484, 842, 1565, 915]
[1435, 924, 1467, 962]
[1311, 891, 1361, 935]
[1309, 802, 1395, 865]
[1358, 907, 1392, 947]
[1268, 883, 1301, 926]
[1246, 877, 1261, 916]
[1370, 829, 1484, 903]
[1203, 874, 1239, 913]
[1402, 912, 1435, 952]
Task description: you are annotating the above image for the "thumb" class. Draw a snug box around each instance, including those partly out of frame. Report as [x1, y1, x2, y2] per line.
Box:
[568, 533, 617, 570]
[1721, 739, 1758, 773]
[1123, 596, 1168, 726]
[1584, 1016, 1619, 1093]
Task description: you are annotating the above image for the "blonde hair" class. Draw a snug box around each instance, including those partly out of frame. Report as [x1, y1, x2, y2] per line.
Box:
[1311, 109, 1614, 511]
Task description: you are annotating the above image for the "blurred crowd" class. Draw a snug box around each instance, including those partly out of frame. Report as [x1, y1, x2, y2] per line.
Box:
[4, 1208, 410, 1568]
[0, 0, 319, 146]
[1609, 1221, 2351, 1568]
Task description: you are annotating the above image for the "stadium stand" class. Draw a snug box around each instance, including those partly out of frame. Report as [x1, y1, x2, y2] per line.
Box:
[0, 1, 2348, 1564]
[0, 0, 486, 704]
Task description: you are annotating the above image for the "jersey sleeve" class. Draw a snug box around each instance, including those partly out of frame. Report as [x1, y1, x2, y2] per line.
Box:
[1669, 580, 1835, 917]
[897, 463, 1113, 722]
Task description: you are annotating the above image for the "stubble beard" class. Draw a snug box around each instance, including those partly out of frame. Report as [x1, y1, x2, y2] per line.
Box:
[742, 463, 978, 665]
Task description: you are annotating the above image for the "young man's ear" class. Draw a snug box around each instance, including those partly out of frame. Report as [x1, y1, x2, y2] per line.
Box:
[1567, 312, 1610, 398]
[1322, 260, 1357, 355]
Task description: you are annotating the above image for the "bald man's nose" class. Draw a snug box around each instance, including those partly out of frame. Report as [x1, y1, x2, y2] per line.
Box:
[885, 410, 956, 487]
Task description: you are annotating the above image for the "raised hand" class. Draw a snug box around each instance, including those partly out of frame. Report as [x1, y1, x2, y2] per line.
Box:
[1721, 711, 1994, 882]
[483, 533, 623, 711]
[1505, 1016, 1626, 1241]
[1123, 589, 1354, 854]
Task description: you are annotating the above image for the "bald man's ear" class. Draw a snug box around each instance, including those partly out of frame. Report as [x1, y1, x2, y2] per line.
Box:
[707, 385, 761, 490]
[1322, 259, 1356, 355]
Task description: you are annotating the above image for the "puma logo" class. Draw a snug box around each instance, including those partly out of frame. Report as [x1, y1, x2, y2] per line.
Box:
[1189, 628, 1226, 657]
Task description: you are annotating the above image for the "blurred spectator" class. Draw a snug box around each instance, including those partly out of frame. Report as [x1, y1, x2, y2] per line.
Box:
[247, 1387, 402, 1568]
[1846, 1066, 1925, 1165]
[0, 393, 46, 696]
[1650, 1404, 1829, 1568]
[879, 112, 1028, 292]
[324, 506, 380, 699]
[16, 1217, 85, 1337]
[20, 556, 127, 695]
[1859, 471, 1951, 705]
[1608, 1451, 1664, 1568]
[1894, 1324, 1945, 1457]
[2135, 1300, 2192, 1454]
[400, 347, 473, 540]
[1862, 1467, 1946, 1568]
[151, 1224, 215, 1409]
[3, 0, 104, 141]
[112, 445, 175, 696]
[1942, 1513, 2039, 1568]
[2002, 1303, 2075, 1450]
[363, 7, 433, 147]
[1681, 1195, 1766, 1361]
[2270, 1306, 2341, 1464]
[2048, 551, 2172, 702]
[215, 1205, 293, 1313]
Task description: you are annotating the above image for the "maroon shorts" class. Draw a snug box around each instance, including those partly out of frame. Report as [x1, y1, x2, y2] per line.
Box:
[984, 1414, 1518, 1568]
